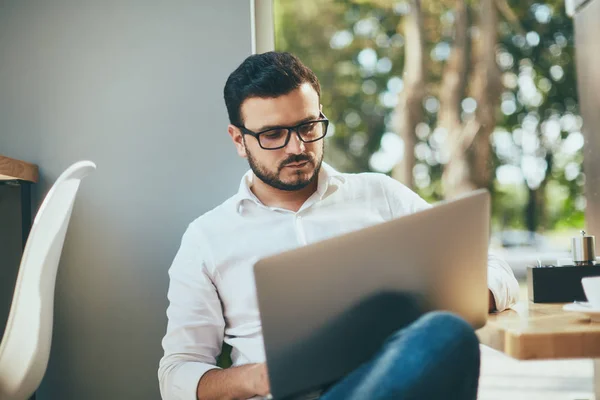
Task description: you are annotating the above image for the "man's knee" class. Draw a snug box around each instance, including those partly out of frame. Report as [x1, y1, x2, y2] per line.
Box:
[388, 311, 479, 354]
[418, 311, 476, 334]
[417, 311, 480, 356]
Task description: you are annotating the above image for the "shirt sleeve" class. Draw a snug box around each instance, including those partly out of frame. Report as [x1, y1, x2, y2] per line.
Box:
[486, 249, 520, 311]
[159, 223, 225, 400]
[379, 174, 520, 312]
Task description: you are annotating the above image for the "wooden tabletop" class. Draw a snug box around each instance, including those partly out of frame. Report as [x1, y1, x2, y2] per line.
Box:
[0, 155, 39, 183]
[477, 298, 600, 360]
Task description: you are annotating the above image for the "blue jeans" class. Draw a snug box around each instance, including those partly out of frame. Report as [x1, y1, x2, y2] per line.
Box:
[319, 311, 481, 400]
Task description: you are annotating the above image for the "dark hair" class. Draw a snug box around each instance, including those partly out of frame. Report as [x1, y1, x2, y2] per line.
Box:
[223, 51, 321, 127]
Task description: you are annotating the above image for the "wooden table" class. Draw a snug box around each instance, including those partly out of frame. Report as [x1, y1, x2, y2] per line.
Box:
[477, 296, 600, 397]
[0, 155, 39, 248]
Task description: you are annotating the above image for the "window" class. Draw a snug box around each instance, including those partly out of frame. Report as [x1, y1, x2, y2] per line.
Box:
[274, 0, 584, 272]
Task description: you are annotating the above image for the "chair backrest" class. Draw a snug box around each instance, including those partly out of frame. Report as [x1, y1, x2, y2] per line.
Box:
[0, 161, 96, 400]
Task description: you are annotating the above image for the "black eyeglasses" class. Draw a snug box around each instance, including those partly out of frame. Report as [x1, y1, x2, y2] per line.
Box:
[236, 113, 330, 150]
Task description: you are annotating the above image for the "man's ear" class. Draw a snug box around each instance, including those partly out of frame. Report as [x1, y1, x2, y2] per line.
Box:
[228, 125, 247, 158]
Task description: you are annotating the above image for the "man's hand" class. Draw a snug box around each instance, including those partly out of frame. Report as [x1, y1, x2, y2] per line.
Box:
[245, 363, 271, 397]
[488, 289, 497, 313]
[197, 363, 270, 400]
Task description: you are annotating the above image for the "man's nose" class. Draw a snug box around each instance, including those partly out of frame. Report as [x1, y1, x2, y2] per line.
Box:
[285, 131, 305, 154]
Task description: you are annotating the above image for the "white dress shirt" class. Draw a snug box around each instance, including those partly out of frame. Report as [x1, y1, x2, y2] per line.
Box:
[158, 163, 520, 400]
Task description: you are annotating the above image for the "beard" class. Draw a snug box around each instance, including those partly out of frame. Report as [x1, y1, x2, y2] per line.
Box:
[245, 140, 324, 191]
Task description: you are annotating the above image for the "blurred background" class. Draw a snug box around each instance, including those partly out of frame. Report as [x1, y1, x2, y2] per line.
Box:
[274, 0, 584, 277]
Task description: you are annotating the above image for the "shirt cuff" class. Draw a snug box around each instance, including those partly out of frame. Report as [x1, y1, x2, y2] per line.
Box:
[487, 267, 518, 312]
[172, 362, 221, 400]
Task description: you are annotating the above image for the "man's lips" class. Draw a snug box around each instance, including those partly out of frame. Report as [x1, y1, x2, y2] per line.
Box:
[284, 160, 309, 168]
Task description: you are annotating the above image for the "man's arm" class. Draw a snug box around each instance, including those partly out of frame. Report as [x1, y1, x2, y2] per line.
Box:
[486, 250, 520, 311]
[159, 224, 228, 400]
[196, 363, 270, 400]
[488, 289, 496, 312]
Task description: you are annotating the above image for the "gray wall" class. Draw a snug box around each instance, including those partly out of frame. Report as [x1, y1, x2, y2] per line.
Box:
[0, 1, 251, 398]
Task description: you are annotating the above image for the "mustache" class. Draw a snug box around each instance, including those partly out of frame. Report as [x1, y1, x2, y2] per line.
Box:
[279, 154, 313, 170]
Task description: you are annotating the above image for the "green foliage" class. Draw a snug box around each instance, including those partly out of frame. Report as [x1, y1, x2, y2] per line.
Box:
[274, 0, 584, 232]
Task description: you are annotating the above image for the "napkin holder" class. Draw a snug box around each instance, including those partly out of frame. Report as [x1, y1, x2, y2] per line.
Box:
[527, 263, 600, 303]
[527, 230, 598, 303]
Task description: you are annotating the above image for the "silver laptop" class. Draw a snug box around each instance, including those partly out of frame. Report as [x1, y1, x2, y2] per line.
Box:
[253, 189, 490, 400]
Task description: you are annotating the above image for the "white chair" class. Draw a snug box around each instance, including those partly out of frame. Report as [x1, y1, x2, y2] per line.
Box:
[0, 161, 96, 400]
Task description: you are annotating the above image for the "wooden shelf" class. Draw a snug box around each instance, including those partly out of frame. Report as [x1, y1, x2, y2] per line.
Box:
[0, 155, 39, 183]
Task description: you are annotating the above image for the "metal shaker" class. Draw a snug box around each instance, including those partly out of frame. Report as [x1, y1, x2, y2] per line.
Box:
[572, 230, 596, 266]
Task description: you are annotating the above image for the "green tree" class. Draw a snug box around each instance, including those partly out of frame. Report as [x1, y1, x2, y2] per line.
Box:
[274, 0, 584, 234]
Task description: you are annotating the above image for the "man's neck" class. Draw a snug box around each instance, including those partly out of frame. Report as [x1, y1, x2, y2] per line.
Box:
[250, 177, 318, 213]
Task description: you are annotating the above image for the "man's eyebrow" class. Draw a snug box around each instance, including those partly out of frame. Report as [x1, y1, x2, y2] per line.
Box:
[256, 114, 320, 132]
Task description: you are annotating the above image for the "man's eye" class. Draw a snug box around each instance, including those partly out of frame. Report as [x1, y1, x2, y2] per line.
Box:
[264, 130, 286, 139]
[298, 123, 316, 135]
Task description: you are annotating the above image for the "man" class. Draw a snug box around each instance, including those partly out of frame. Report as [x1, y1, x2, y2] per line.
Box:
[159, 52, 519, 400]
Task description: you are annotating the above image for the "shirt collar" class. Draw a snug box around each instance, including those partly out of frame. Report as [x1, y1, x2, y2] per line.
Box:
[234, 162, 344, 214]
